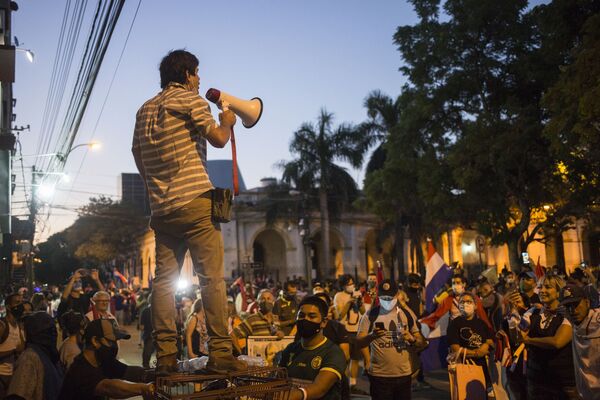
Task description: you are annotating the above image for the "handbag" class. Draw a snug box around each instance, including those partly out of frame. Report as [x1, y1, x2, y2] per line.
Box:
[448, 348, 487, 400]
[211, 188, 233, 223]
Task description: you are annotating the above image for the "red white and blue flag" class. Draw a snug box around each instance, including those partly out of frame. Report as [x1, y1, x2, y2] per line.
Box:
[421, 241, 454, 371]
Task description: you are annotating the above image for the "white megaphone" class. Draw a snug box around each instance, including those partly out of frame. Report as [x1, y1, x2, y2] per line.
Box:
[205, 88, 263, 129]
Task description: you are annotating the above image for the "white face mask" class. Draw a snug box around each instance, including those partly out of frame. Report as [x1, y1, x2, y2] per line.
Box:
[452, 284, 465, 295]
[345, 284, 355, 294]
[460, 303, 475, 316]
[380, 298, 397, 311]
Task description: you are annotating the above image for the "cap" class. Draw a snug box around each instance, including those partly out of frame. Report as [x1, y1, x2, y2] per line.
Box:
[378, 279, 397, 297]
[560, 284, 585, 306]
[518, 270, 536, 280]
[84, 319, 131, 342]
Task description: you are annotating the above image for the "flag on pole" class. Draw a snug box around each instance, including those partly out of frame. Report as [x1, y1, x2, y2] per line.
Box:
[421, 241, 454, 372]
[534, 256, 545, 279]
[424, 242, 454, 313]
[233, 276, 248, 312]
[376, 260, 384, 284]
[113, 269, 128, 286]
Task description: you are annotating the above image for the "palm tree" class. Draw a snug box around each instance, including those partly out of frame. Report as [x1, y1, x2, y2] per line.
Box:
[281, 109, 368, 279]
[358, 91, 412, 276]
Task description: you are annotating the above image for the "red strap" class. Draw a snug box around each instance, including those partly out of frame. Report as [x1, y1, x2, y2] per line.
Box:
[230, 127, 239, 196]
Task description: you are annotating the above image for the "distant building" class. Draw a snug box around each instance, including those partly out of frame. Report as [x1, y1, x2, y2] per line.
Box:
[119, 173, 150, 215]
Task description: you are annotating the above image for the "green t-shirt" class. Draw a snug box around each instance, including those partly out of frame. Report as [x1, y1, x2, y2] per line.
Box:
[279, 337, 347, 400]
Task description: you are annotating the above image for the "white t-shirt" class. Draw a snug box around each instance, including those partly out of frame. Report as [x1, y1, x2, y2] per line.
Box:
[334, 291, 362, 333]
[357, 305, 420, 377]
[572, 307, 600, 400]
[0, 322, 23, 375]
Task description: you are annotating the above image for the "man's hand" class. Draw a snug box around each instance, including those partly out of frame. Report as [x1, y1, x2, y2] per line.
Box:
[90, 269, 100, 282]
[140, 383, 155, 400]
[275, 330, 285, 340]
[508, 291, 526, 311]
[219, 110, 236, 128]
[71, 270, 82, 282]
[370, 328, 386, 341]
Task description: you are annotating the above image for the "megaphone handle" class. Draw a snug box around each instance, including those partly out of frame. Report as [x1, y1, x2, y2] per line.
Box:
[230, 126, 239, 196]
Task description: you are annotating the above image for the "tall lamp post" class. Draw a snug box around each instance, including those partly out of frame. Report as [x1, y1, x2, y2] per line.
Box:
[291, 190, 313, 291]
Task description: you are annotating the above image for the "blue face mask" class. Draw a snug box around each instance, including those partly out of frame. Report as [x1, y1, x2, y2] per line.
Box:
[379, 298, 397, 311]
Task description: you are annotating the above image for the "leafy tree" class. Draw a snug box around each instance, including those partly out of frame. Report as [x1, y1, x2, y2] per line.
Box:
[35, 231, 80, 285]
[374, 0, 600, 269]
[281, 109, 367, 278]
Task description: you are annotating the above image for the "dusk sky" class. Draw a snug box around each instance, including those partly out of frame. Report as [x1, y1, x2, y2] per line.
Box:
[12, 1, 418, 241]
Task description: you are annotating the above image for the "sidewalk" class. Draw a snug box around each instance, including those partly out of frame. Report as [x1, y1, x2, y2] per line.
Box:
[117, 324, 450, 399]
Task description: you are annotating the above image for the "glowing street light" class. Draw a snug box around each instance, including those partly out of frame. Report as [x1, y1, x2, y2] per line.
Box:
[16, 48, 35, 63]
[37, 183, 55, 200]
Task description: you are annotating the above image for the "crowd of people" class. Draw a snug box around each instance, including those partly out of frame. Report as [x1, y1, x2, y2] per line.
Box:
[0, 262, 598, 399]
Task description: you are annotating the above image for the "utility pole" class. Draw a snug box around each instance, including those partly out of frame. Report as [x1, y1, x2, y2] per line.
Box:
[25, 165, 37, 292]
[0, 0, 18, 288]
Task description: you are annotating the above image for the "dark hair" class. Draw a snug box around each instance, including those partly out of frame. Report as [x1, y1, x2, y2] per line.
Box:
[451, 274, 466, 284]
[159, 49, 199, 89]
[4, 293, 21, 307]
[61, 311, 85, 335]
[407, 273, 421, 285]
[299, 295, 328, 319]
[284, 281, 297, 290]
[338, 274, 353, 287]
[314, 292, 331, 307]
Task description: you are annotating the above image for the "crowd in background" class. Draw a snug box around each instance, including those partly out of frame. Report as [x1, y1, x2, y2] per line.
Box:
[0, 261, 598, 399]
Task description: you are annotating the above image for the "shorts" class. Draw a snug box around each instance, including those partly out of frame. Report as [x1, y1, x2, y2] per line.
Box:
[347, 332, 363, 361]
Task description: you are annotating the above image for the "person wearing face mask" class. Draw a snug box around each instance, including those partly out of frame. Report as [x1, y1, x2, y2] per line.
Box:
[6, 312, 63, 400]
[231, 289, 285, 355]
[363, 273, 379, 312]
[274, 281, 300, 335]
[421, 275, 492, 331]
[355, 279, 425, 400]
[279, 295, 347, 400]
[0, 294, 26, 398]
[333, 274, 366, 393]
[58, 319, 154, 400]
[477, 280, 504, 332]
[58, 311, 85, 371]
[447, 292, 495, 398]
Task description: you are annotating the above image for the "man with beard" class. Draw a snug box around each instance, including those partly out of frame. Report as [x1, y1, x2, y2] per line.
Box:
[274, 281, 300, 335]
[0, 294, 26, 398]
[58, 320, 154, 399]
[279, 295, 347, 400]
[6, 312, 63, 400]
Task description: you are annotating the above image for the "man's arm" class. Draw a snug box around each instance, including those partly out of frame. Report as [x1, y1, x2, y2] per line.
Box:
[205, 110, 235, 148]
[62, 271, 81, 300]
[94, 379, 154, 399]
[289, 370, 340, 400]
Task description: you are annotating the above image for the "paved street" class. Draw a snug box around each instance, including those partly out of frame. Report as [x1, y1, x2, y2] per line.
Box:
[116, 324, 450, 400]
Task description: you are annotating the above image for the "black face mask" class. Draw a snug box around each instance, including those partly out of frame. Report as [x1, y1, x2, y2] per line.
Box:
[10, 304, 25, 319]
[284, 292, 296, 301]
[296, 319, 321, 339]
[96, 343, 118, 366]
[259, 301, 274, 314]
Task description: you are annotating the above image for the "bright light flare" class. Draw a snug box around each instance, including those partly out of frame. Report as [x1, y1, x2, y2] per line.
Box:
[176, 278, 189, 291]
[37, 184, 55, 199]
[89, 141, 102, 151]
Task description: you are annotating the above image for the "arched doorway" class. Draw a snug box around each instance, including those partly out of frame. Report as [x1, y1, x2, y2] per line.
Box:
[311, 229, 344, 279]
[252, 229, 288, 280]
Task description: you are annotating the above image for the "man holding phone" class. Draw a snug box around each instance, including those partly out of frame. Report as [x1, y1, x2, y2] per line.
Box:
[356, 279, 426, 400]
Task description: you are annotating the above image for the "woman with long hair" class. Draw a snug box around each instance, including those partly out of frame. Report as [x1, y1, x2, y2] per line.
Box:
[185, 298, 208, 359]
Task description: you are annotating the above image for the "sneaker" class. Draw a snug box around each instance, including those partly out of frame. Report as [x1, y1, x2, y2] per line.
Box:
[416, 381, 433, 390]
[350, 385, 369, 395]
[205, 355, 248, 374]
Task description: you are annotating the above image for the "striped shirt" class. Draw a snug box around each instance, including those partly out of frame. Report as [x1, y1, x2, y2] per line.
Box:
[133, 83, 216, 216]
[233, 312, 277, 339]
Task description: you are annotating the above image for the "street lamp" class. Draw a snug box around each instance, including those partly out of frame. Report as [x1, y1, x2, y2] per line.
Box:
[16, 48, 34, 63]
[19, 141, 102, 161]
